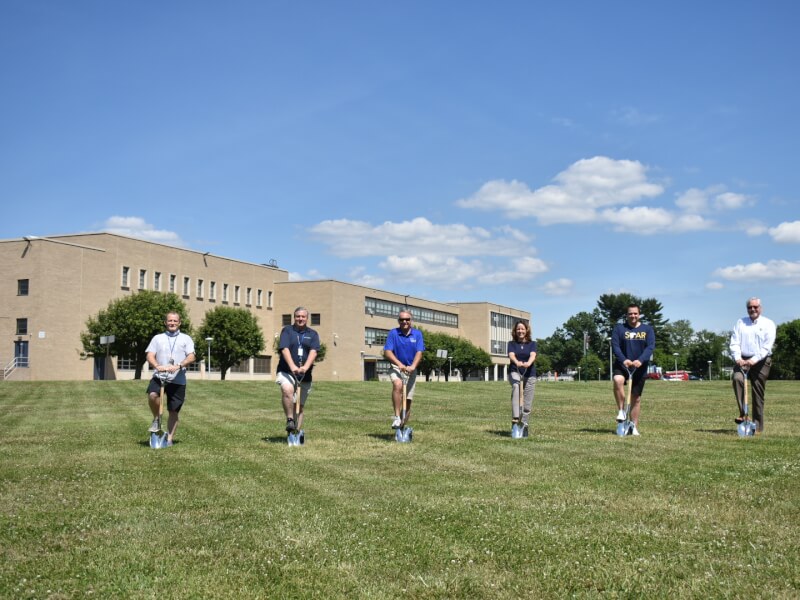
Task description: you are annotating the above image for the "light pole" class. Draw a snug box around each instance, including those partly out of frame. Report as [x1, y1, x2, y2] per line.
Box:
[205, 337, 213, 378]
[708, 360, 712, 381]
[598, 367, 601, 381]
[673, 352, 679, 376]
[448, 356, 453, 380]
[577, 366, 581, 382]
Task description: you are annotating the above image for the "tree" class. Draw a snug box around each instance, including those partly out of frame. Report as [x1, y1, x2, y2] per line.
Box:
[417, 329, 458, 381]
[81, 291, 191, 379]
[453, 337, 493, 380]
[772, 319, 800, 379]
[687, 329, 729, 379]
[195, 306, 264, 380]
[578, 353, 604, 381]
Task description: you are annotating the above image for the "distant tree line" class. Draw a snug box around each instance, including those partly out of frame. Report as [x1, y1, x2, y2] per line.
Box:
[536, 292, 800, 380]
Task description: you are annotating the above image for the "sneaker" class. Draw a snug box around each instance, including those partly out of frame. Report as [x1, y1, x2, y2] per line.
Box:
[148, 417, 161, 433]
[616, 410, 626, 423]
[631, 425, 640, 436]
[391, 416, 402, 429]
[286, 419, 296, 433]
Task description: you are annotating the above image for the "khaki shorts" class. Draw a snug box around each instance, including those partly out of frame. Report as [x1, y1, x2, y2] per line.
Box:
[276, 371, 312, 405]
[389, 366, 418, 398]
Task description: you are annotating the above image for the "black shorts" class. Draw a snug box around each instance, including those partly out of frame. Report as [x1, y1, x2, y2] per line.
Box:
[146, 378, 187, 412]
[613, 366, 647, 397]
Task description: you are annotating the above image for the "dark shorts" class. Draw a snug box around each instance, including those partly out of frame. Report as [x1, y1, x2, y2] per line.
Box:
[146, 378, 187, 412]
[613, 367, 647, 397]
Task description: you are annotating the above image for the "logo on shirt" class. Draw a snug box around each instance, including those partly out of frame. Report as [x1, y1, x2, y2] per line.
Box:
[625, 331, 648, 341]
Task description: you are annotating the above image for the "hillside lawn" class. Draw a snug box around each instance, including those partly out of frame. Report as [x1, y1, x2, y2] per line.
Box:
[1, 379, 798, 599]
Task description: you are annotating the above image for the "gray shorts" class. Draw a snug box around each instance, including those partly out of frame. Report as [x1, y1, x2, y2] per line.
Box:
[276, 371, 312, 405]
[389, 366, 417, 398]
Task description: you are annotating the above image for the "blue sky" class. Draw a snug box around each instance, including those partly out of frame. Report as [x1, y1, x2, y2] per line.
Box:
[2, 1, 799, 338]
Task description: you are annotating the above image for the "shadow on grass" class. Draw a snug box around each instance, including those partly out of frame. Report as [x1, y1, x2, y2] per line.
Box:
[487, 429, 514, 438]
[367, 432, 400, 442]
[695, 428, 737, 435]
[262, 435, 292, 445]
[579, 427, 619, 435]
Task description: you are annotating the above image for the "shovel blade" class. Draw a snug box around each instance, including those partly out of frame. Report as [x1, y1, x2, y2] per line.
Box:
[616, 421, 631, 437]
[511, 423, 522, 439]
[150, 431, 168, 449]
[738, 421, 756, 437]
[396, 426, 412, 443]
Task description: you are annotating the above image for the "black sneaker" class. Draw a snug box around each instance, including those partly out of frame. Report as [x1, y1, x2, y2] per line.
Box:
[286, 419, 296, 433]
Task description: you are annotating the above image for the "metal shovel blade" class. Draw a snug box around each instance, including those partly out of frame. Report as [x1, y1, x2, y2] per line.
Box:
[616, 421, 631, 437]
[396, 426, 412, 443]
[150, 431, 168, 449]
[738, 421, 756, 437]
[511, 423, 523, 439]
[287, 431, 300, 446]
[521, 424, 529, 438]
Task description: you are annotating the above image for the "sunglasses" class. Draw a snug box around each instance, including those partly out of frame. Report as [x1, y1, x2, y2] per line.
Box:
[398, 318, 411, 322]
[747, 306, 760, 310]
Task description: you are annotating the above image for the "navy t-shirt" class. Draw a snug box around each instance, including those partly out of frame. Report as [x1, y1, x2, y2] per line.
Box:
[508, 340, 537, 378]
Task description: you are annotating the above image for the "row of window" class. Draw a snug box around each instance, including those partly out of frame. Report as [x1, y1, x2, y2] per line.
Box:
[281, 313, 321, 326]
[364, 297, 458, 327]
[121, 266, 273, 308]
[117, 355, 272, 374]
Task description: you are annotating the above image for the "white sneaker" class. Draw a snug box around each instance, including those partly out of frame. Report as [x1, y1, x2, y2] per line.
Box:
[148, 417, 161, 433]
[631, 425, 640, 436]
[391, 416, 402, 429]
[616, 410, 626, 423]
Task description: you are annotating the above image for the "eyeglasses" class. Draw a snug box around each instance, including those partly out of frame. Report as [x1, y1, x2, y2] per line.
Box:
[747, 306, 760, 310]
[398, 318, 411, 322]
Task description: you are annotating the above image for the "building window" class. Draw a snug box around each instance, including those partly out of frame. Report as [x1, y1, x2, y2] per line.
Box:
[490, 312, 521, 356]
[197, 279, 204, 299]
[121, 266, 130, 288]
[169, 274, 176, 293]
[282, 314, 291, 326]
[257, 289, 263, 307]
[365, 327, 390, 347]
[17, 279, 29, 296]
[234, 285, 241, 304]
[230, 358, 250, 373]
[16, 318, 28, 335]
[246, 287, 252, 306]
[117, 355, 138, 371]
[364, 297, 458, 328]
[183, 277, 190, 297]
[139, 269, 147, 290]
[253, 356, 271, 374]
[209, 281, 216, 301]
[154, 271, 161, 291]
[268, 290, 273, 308]
[311, 313, 321, 326]
[223, 283, 229, 303]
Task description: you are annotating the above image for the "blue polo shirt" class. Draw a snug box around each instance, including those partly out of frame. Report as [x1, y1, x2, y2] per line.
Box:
[384, 327, 425, 366]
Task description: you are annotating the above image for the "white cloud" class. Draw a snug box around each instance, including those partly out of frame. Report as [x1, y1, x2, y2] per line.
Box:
[713, 260, 800, 284]
[310, 217, 529, 258]
[540, 278, 574, 296]
[348, 267, 385, 287]
[456, 156, 664, 225]
[769, 220, 800, 244]
[103, 216, 185, 246]
[600, 206, 673, 234]
[705, 281, 724, 290]
[713, 192, 749, 211]
[612, 106, 661, 126]
[739, 220, 768, 236]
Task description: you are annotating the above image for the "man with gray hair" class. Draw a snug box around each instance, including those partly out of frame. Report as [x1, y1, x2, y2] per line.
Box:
[276, 307, 320, 435]
[730, 297, 776, 434]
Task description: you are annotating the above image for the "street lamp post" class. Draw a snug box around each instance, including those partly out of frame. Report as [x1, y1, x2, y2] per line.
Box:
[708, 360, 712, 381]
[205, 337, 213, 378]
[448, 356, 453, 380]
[673, 352, 679, 376]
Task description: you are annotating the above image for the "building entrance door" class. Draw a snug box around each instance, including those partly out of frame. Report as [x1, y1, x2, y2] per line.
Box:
[14, 340, 29, 367]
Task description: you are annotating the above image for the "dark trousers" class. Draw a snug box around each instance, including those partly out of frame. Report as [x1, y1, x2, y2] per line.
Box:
[732, 357, 772, 431]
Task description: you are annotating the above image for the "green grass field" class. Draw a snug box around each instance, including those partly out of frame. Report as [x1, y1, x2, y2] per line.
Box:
[1, 379, 798, 599]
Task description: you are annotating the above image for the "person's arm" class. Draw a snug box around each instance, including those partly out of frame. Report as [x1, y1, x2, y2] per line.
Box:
[281, 347, 298, 372]
[611, 326, 626, 364]
[757, 320, 777, 363]
[297, 349, 317, 374]
[177, 352, 195, 370]
[636, 326, 655, 365]
[408, 350, 423, 373]
[384, 349, 404, 370]
[146, 351, 161, 372]
[730, 321, 743, 363]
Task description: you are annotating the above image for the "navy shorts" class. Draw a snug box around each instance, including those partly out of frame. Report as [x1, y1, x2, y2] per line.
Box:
[613, 366, 647, 397]
[147, 378, 187, 412]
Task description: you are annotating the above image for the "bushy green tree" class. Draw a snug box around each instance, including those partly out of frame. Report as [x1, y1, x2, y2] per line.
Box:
[772, 319, 800, 379]
[81, 291, 191, 379]
[687, 329, 730, 379]
[416, 329, 491, 381]
[195, 306, 264, 380]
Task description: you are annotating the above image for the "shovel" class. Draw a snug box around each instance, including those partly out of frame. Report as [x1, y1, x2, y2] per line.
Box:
[511, 365, 526, 439]
[288, 371, 306, 446]
[149, 374, 169, 449]
[616, 366, 636, 437]
[396, 371, 413, 443]
[737, 367, 757, 437]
